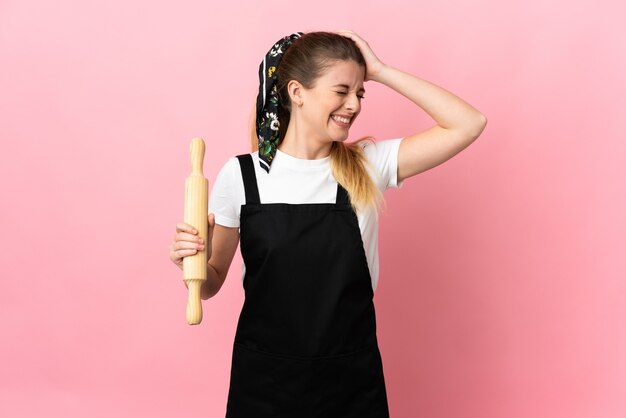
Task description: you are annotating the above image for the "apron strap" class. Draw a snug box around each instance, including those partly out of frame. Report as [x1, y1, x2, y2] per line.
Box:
[236, 153, 350, 207]
[236, 154, 261, 205]
[336, 183, 350, 206]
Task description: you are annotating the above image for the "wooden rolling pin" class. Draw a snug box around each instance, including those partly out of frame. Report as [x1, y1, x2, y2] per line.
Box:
[183, 137, 208, 325]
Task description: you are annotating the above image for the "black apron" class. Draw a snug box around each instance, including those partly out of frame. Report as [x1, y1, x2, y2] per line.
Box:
[225, 154, 389, 417]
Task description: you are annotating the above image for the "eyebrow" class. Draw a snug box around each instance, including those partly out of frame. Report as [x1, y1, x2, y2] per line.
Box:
[333, 84, 366, 93]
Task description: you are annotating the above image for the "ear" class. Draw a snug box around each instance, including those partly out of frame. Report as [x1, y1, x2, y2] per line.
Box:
[287, 80, 304, 107]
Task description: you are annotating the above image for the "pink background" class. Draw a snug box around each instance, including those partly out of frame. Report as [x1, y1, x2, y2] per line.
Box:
[1, 0, 625, 417]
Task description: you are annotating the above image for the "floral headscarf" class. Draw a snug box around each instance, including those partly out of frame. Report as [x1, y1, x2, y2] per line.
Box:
[255, 32, 304, 172]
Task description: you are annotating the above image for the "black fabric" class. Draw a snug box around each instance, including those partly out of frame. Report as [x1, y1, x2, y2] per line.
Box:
[236, 154, 351, 207]
[226, 154, 389, 417]
[255, 32, 303, 173]
[236, 154, 260, 205]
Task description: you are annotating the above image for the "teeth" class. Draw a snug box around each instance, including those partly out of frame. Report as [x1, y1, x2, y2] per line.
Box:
[332, 115, 350, 124]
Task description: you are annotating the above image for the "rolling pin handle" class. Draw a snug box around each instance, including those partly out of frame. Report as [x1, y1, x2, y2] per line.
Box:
[190, 137, 205, 176]
[186, 279, 203, 325]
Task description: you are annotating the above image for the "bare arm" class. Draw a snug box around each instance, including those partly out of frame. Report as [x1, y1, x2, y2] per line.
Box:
[200, 224, 239, 300]
[337, 30, 488, 183]
[170, 215, 240, 300]
[375, 65, 487, 182]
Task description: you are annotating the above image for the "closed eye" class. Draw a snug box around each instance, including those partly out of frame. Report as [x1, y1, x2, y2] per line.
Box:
[335, 91, 365, 100]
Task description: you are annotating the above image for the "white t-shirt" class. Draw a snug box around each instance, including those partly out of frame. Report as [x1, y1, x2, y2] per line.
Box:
[209, 138, 404, 293]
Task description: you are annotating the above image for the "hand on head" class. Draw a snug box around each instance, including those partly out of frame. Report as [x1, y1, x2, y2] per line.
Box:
[336, 30, 386, 82]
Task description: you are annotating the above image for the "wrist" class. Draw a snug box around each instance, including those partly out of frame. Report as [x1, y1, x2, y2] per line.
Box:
[370, 62, 390, 83]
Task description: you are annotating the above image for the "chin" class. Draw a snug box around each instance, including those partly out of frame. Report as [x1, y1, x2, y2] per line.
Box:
[327, 133, 349, 144]
[327, 128, 350, 143]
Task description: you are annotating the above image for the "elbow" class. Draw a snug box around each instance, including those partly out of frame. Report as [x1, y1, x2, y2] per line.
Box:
[466, 113, 487, 141]
[201, 265, 227, 300]
[479, 113, 488, 128]
[201, 284, 222, 300]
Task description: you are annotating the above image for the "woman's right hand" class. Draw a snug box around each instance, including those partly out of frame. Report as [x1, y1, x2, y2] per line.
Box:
[169, 213, 215, 270]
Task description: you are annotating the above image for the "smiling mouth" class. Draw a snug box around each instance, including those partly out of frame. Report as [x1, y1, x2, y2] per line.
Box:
[331, 115, 351, 125]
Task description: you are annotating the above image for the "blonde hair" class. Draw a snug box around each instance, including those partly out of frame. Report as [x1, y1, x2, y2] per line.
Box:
[251, 31, 383, 212]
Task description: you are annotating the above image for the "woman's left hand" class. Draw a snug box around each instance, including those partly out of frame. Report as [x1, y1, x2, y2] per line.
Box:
[336, 29, 386, 82]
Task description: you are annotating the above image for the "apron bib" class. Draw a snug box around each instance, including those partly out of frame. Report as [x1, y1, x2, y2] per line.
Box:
[225, 154, 389, 418]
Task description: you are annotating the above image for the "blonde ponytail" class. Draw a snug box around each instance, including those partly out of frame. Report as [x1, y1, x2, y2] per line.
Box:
[329, 139, 382, 212]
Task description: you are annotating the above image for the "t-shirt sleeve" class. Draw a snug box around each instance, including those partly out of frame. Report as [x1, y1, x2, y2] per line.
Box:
[208, 157, 243, 228]
[360, 137, 405, 191]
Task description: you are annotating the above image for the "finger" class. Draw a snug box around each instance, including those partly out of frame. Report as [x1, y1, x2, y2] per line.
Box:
[337, 32, 355, 41]
[175, 231, 203, 243]
[175, 248, 199, 259]
[173, 240, 205, 252]
[176, 222, 197, 234]
[337, 29, 360, 39]
[170, 247, 198, 264]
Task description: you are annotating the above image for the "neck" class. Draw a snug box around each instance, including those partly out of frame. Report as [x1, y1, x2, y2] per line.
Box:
[278, 117, 332, 160]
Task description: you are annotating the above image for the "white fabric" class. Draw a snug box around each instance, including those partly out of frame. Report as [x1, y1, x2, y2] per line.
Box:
[209, 138, 404, 293]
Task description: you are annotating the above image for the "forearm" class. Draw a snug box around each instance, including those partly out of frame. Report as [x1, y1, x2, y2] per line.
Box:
[201, 263, 223, 299]
[181, 262, 223, 300]
[373, 64, 486, 134]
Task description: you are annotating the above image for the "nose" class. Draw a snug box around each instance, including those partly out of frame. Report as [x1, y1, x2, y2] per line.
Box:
[345, 93, 360, 113]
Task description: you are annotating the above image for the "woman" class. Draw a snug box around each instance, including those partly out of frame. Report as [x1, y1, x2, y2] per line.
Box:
[169, 30, 486, 417]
